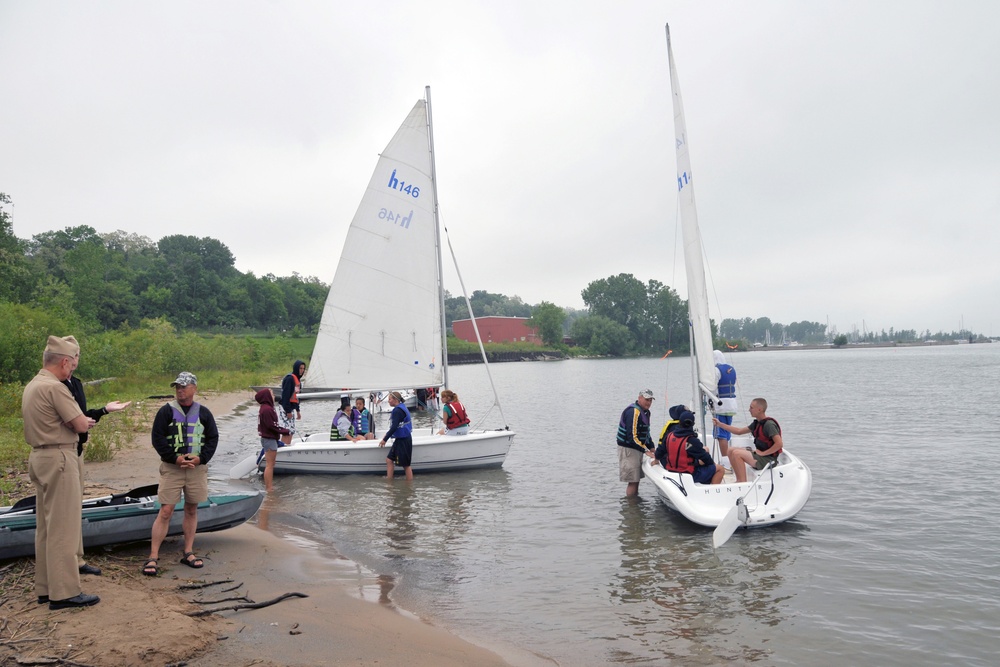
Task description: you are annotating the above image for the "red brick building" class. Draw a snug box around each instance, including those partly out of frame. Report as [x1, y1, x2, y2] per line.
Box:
[451, 316, 541, 345]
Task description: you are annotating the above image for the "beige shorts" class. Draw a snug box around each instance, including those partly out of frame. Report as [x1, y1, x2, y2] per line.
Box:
[158, 461, 209, 505]
[618, 446, 646, 483]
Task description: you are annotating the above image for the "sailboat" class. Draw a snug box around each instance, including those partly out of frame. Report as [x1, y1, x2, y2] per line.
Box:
[641, 26, 811, 537]
[232, 87, 515, 476]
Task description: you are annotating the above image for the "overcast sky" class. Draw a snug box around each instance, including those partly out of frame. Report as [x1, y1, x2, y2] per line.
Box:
[2, 1, 998, 336]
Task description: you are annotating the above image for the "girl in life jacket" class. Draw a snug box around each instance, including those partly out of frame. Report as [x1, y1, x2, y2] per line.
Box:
[436, 389, 471, 435]
[664, 409, 725, 485]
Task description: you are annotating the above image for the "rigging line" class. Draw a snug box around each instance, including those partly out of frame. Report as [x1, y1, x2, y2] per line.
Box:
[439, 215, 510, 427]
[699, 219, 746, 418]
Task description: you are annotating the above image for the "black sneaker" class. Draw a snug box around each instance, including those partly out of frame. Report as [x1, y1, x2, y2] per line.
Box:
[78, 564, 102, 576]
[49, 593, 100, 610]
[37, 595, 49, 604]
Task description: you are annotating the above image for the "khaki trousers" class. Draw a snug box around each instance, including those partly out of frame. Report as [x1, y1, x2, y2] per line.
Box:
[28, 446, 83, 601]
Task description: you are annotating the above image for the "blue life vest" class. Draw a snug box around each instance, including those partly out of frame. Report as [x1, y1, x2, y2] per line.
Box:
[716, 363, 737, 397]
[391, 404, 413, 438]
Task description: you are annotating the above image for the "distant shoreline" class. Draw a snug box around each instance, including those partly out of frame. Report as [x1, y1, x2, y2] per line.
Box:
[741, 340, 973, 351]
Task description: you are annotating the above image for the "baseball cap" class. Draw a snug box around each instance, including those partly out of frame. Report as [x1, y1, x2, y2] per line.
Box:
[639, 389, 655, 400]
[170, 371, 198, 387]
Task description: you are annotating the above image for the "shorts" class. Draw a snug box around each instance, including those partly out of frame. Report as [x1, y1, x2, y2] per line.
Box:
[618, 446, 645, 483]
[751, 451, 779, 470]
[387, 436, 413, 467]
[444, 425, 469, 436]
[713, 414, 733, 441]
[692, 463, 717, 484]
[279, 410, 297, 435]
[158, 461, 209, 505]
[260, 437, 280, 452]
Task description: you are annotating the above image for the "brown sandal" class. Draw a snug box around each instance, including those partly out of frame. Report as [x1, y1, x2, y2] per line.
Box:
[142, 559, 158, 576]
[180, 552, 204, 568]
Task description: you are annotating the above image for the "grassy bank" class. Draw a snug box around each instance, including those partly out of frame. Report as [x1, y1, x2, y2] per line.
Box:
[0, 328, 314, 506]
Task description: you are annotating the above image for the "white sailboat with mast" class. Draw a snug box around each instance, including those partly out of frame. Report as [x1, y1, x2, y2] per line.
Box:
[641, 25, 811, 540]
[232, 87, 515, 476]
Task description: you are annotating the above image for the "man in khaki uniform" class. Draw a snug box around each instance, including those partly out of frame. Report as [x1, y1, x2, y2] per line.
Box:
[21, 335, 100, 610]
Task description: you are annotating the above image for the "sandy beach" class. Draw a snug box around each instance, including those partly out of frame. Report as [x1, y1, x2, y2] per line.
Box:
[1, 390, 515, 667]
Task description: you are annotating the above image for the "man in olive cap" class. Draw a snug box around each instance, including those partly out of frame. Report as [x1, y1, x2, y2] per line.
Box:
[22, 335, 100, 610]
[616, 389, 657, 496]
[142, 372, 219, 576]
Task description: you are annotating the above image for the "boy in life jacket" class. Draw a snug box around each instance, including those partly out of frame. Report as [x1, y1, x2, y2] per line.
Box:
[654, 404, 686, 468]
[712, 397, 783, 483]
[330, 396, 360, 441]
[664, 409, 724, 485]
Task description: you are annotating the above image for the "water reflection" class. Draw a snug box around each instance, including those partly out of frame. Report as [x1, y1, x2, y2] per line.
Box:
[611, 498, 796, 664]
[384, 484, 417, 557]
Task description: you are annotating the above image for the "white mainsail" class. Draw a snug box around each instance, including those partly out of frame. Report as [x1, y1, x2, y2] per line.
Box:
[667, 25, 717, 413]
[307, 100, 444, 392]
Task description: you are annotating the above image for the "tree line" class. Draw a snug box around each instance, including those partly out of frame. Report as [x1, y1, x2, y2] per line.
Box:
[1, 194, 327, 333]
[1, 192, 983, 369]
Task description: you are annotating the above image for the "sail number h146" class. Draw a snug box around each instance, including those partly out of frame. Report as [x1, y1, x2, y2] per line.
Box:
[380, 168, 421, 229]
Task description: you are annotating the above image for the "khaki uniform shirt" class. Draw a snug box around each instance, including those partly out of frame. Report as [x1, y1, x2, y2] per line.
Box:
[22, 369, 83, 447]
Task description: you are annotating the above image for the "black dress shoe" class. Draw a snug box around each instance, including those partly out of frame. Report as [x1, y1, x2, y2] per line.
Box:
[78, 564, 102, 576]
[49, 593, 100, 610]
[37, 595, 49, 604]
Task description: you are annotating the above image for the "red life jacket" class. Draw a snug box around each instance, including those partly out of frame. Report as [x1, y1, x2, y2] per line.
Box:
[445, 401, 470, 429]
[666, 432, 695, 474]
[289, 374, 301, 405]
[752, 417, 782, 456]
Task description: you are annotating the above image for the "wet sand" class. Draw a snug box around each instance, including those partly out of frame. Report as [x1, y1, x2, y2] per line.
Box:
[1, 390, 514, 667]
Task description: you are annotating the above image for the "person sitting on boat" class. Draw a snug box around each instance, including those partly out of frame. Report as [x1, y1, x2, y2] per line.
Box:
[665, 409, 724, 485]
[654, 404, 686, 468]
[436, 389, 470, 436]
[712, 397, 782, 483]
[354, 397, 376, 439]
[712, 349, 738, 461]
[330, 396, 361, 442]
[616, 389, 656, 497]
[379, 391, 414, 480]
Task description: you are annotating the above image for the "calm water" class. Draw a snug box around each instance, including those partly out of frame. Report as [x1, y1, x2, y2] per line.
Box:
[210, 344, 1000, 666]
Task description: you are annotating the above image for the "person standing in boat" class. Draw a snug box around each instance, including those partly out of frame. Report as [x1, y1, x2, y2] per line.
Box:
[21, 335, 100, 610]
[255, 388, 290, 492]
[278, 360, 306, 446]
[712, 349, 737, 462]
[143, 372, 219, 576]
[379, 391, 414, 480]
[60, 335, 131, 578]
[330, 396, 361, 441]
[713, 397, 782, 483]
[665, 409, 724, 485]
[354, 396, 376, 439]
[436, 389, 471, 436]
[617, 389, 656, 497]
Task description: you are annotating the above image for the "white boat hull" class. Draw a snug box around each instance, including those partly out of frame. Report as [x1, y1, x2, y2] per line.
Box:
[269, 428, 515, 475]
[642, 441, 811, 528]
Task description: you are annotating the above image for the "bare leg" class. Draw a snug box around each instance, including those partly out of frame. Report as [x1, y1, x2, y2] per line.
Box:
[182, 503, 199, 555]
[263, 449, 277, 492]
[729, 449, 753, 483]
[711, 466, 725, 484]
[386, 458, 395, 479]
[625, 482, 640, 496]
[404, 466, 413, 481]
[149, 504, 175, 561]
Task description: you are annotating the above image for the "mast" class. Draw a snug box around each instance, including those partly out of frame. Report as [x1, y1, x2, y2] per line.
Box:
[425, 85, 449, 387]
